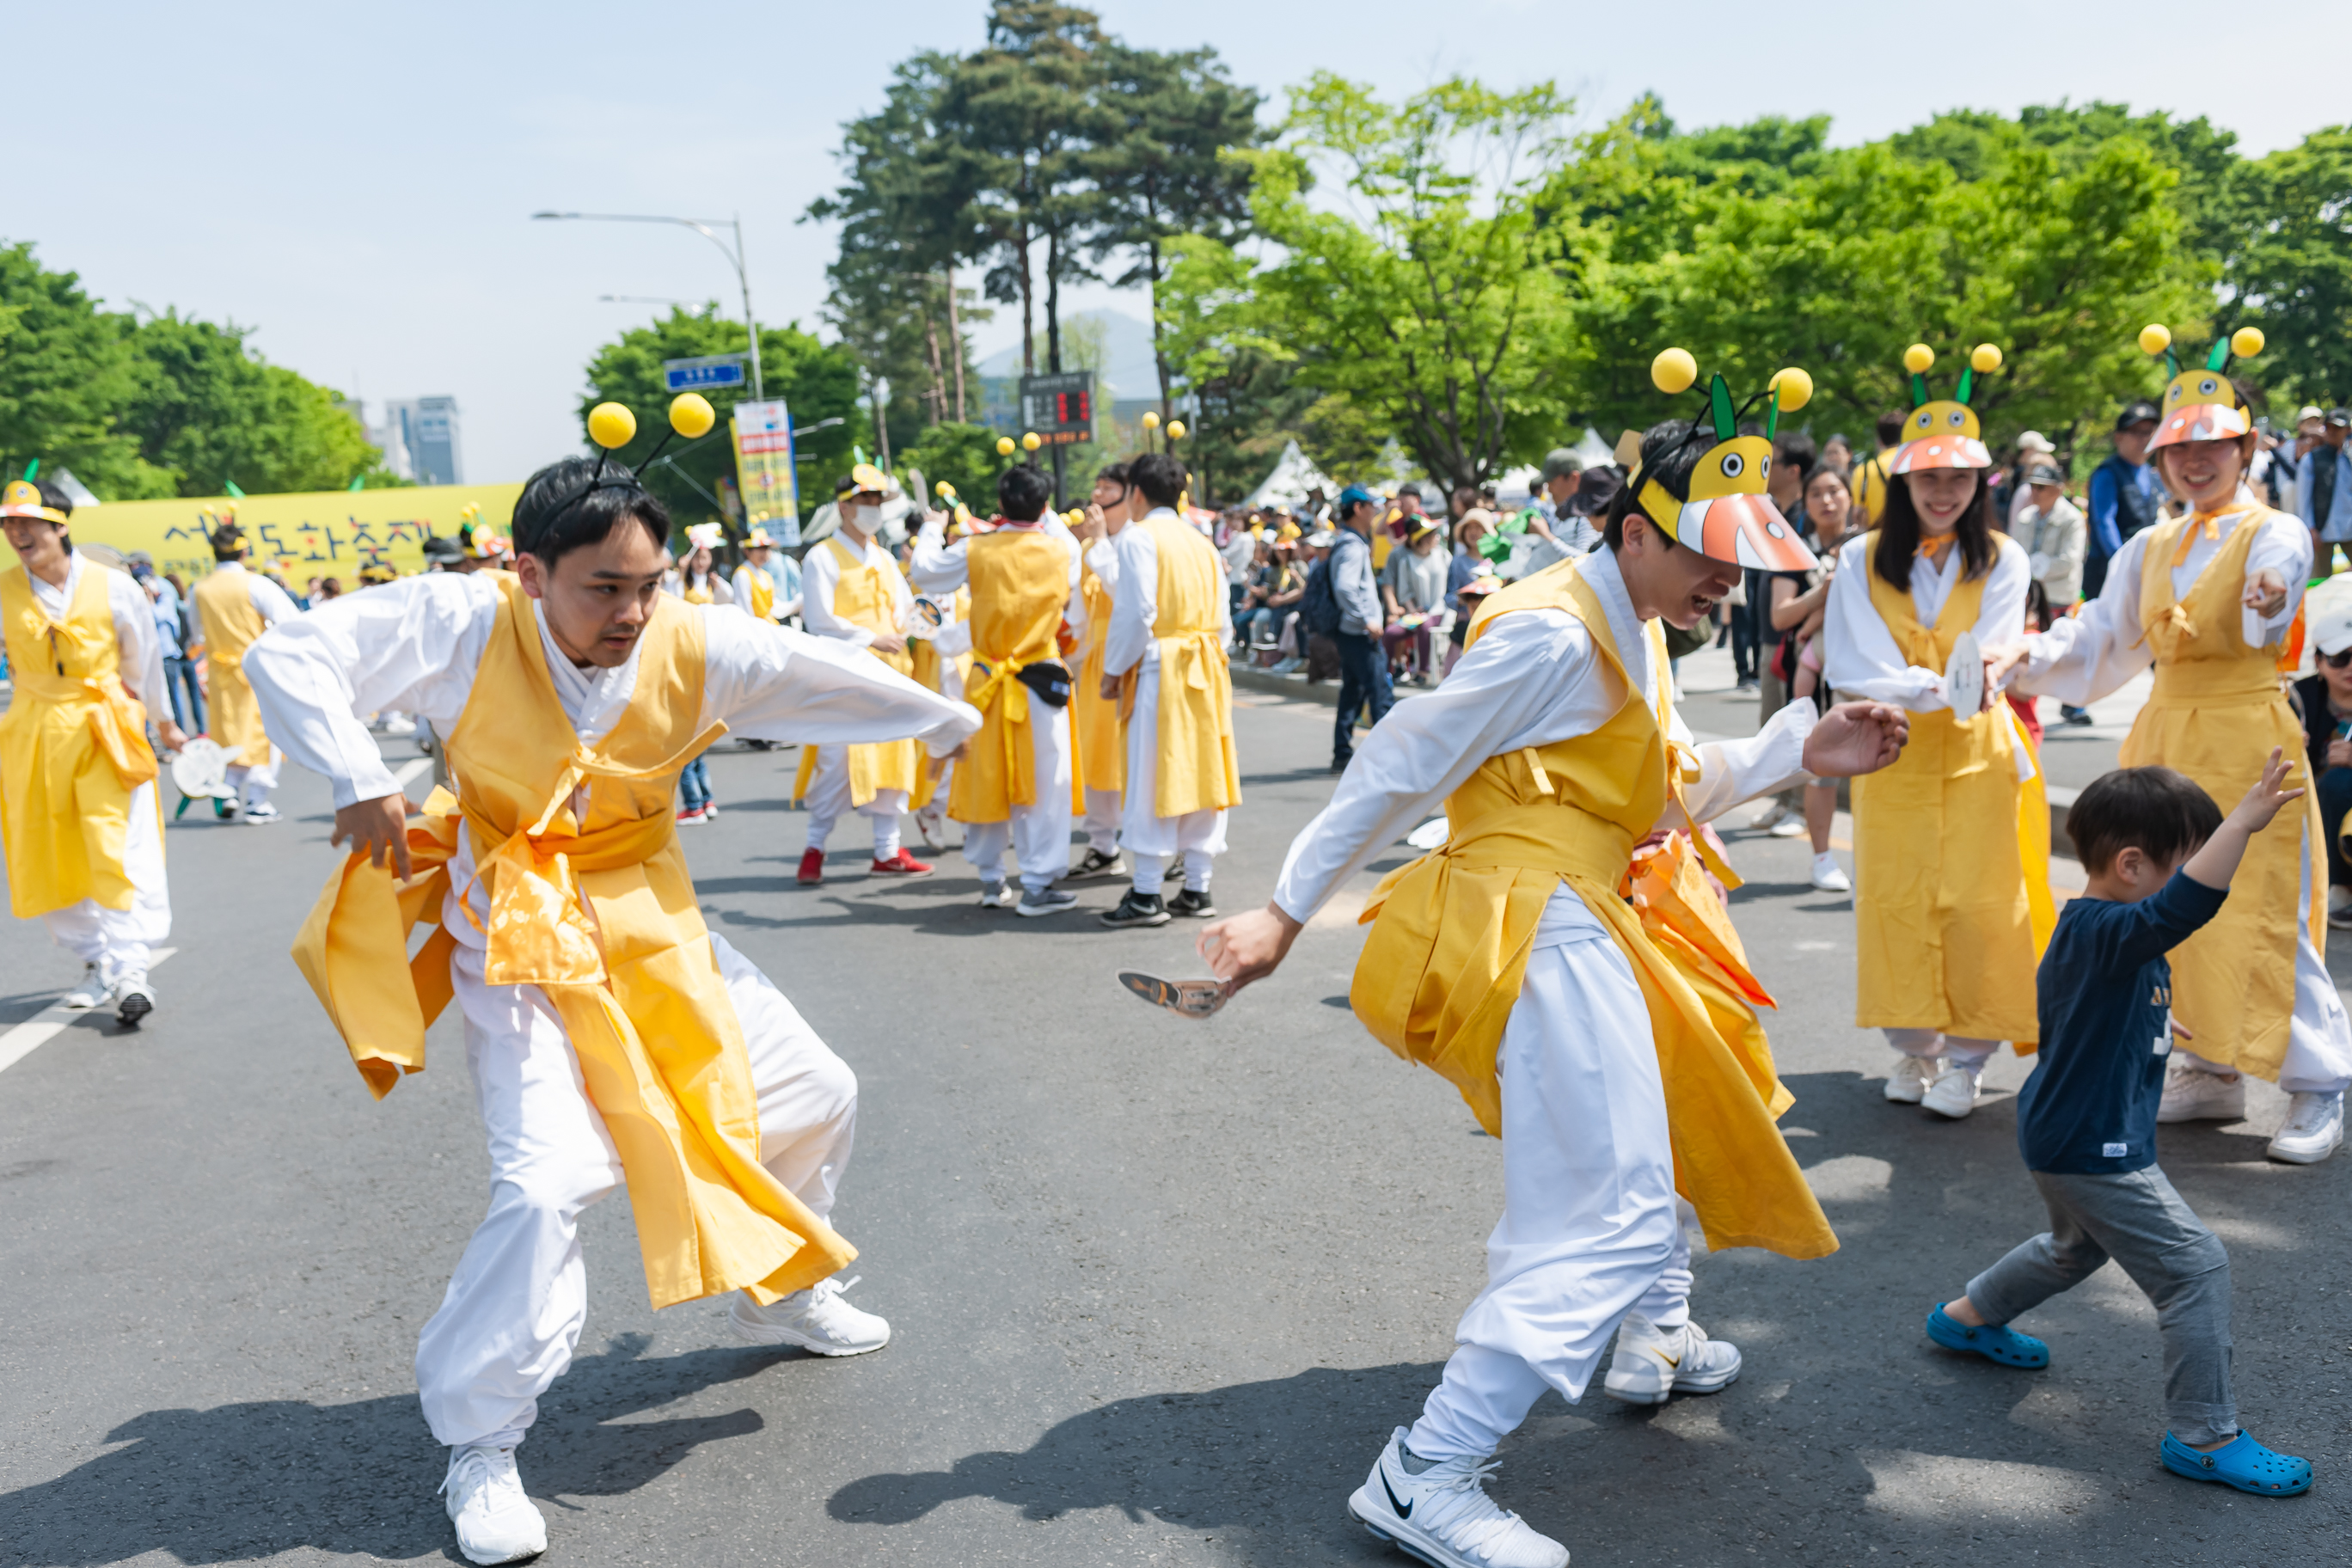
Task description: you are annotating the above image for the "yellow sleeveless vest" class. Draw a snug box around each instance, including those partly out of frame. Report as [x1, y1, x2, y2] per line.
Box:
[1139, 514, 1239, 817]
[741, 567, 775, 620]
[1075, 549, 1124, 793]
[1850, 533, 2052, 1043]
[1, 558, 158, 917]
[950, 529, 1070, 824]
[291, 575, 854, 1309]
[1350, 558, 1835, 1260]
[2121, 506, 2323, 1080]
[791, 536, 920, 806]
[194, 565, 273, 766]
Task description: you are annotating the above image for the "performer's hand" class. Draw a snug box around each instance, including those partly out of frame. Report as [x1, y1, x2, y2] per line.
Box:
[334, 792, 413, 880]
[1804, 701, 1910, 777]
[1198, 903, 1304, 990]
[1100, 673, 1121, 701]
[156, 717, 187, 754]
[1981, 640, 2030, 691]
[1080, 502, 1107, 542]
[869, 631, 909, 655]
[2243, 567, 2288, 620]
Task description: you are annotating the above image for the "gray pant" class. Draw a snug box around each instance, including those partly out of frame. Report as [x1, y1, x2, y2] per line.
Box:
[1969, 1166, 2237, 1445]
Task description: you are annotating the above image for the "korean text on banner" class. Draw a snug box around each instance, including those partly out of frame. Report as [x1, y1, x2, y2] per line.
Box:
[64, 483, 525, 581]
[732, 401, 799, 544]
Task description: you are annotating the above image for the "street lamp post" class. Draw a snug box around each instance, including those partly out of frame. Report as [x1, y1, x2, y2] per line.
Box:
[533, 211, 764, 401]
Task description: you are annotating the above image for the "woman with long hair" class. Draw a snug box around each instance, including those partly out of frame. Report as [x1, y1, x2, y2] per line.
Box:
[1991, 327, 2351, 1164]
[1825, 344, 2051, 1121]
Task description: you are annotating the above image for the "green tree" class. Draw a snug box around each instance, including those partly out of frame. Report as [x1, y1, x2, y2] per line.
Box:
[0, 242, 168, 498]
[895, 420, 1014, 513]
[579, 307, 868, 531]
[122, 312, 387, 495]
[2217, 126, 2352, 406]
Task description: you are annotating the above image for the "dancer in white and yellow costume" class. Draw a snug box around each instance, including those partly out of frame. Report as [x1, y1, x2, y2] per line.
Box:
[2, 477, 179, 1025]
[1823, 343, 2054, 1121]
[910, 464, 1084, 913]
[246, 407, 979, 1566]
[1098, 452, 1239, 928]
[1197, 354, 1909, 1568]
[192, 516, 301, 823]
[732, 526, 793, 622]
[1994, 327, 2351, 1164]
[793, 463, 931, 882]
[1069, 460, 1132, 881]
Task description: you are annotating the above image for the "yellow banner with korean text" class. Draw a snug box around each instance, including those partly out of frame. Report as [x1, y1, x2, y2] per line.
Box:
[63, 483, 524, 584]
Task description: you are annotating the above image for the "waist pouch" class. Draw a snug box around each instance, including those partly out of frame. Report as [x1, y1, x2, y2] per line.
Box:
[1014, 659, 1073, 708]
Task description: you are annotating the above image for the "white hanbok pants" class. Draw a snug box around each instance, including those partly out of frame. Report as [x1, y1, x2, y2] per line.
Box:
[1083, 787, 1123, 855]
[961, 701, 1074, 892]
[42, 780, 170, 982]
[2177, 833, 2352, 1095]
[801, 745, 905, 857]
[226, 744, 281, 808]
[1121, 652, 1225, 892]
[414, 932, 857, 1450]
[1406, 891, 1693, 1462]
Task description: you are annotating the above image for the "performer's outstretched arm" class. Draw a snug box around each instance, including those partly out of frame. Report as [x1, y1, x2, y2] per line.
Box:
[700, 610, 980, 756]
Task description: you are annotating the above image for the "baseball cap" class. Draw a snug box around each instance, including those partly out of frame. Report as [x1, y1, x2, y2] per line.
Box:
[2330, 409, 2351, 429]
[1539, 447, 1583, 482]
[2116, 401, 2160, 432]
[2024, 462, 2065, 487]
[2017, 431, 2055, 455]
[2297, 405, 2325, 429]
[1335, 483, 1376, 510]
[2312, 593, 2352, 658]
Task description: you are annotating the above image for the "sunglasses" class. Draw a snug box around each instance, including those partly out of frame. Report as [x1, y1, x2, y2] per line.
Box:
[2323, 647, 2352, 670]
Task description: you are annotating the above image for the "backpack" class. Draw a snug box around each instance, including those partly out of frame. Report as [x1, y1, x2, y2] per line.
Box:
[1300, 532, 1358, 637]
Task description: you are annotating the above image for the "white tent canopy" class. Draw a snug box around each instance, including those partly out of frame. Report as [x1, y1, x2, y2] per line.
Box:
[1246, 440, 1338, 511]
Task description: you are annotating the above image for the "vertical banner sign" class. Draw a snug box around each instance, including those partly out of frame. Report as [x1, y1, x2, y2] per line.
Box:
[730, 401, 799, 544]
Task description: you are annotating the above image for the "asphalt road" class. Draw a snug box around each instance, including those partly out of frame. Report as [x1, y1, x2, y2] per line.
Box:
[3, 671, 2349, 1567]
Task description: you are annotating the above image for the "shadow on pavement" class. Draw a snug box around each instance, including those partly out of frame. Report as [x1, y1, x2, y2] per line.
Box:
[0, 1333, 788, 1566]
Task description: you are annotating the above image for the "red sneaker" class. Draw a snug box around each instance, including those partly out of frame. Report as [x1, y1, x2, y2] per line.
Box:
[677, 805, 707, 824]
[868, 848, 934, 877]
[796, 848, 825, 885]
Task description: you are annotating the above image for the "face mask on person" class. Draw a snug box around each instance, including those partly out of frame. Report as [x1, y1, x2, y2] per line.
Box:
[850, 504, 883, 533]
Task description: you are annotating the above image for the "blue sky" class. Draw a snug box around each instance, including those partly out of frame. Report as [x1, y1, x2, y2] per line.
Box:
[9, 0, 2345, 487]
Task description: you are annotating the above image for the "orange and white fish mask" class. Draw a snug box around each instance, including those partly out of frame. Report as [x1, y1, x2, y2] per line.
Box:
[1635, 348, 1818, 573]
[1887, 342, 2000, 474]
[2142, 324, 2264, 450]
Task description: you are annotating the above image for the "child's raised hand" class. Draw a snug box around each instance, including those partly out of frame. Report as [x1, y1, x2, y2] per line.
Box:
[2227, 748, 2306, 832]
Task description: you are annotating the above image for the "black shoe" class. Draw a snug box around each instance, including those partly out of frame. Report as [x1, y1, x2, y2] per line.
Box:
[1067, 847, 1126, 881]
[2061, 705, 2096, 727]
[1163, 860, 1185, 882]
[1331, 755, 1353, 774]
[1167, 887, 1217, 918]
[1100, 891, 1171, 928]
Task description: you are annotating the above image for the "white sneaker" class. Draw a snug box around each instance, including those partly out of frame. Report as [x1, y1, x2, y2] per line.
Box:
[2267, 1091, 2344, 1164]
[1346, 1428, 1567, 1568]
[242, 799, 281, 824]
[728, 1275, 890, 1356]
[60, 963, 109, 1009]
[1749, 800, 1790, 831]
[1603, 1312, 1743, 1405]
[113, 973, 156, 1026]
[439, 1444, 547, 1565]
[1886, 1055, 1940, 1104]
[1810, 853, 1851, 893]
[1923, 1063, 1983, 1119]
[2157, 1063, 2245, 1124]
[1768, 812, 1808, 837]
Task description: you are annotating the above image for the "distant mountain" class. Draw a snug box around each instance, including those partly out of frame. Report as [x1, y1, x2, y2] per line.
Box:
[974, 309, 1161, 400]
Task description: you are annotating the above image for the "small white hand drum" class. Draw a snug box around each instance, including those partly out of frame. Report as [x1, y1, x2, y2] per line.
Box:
[169, 737, 238, 801]
[1944, 629, 1986, 716]
[1406, 815, 1450, 850]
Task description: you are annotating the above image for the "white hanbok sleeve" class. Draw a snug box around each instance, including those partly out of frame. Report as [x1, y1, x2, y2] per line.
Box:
[2014, 529, 2154, 706]
[245, 573, 501, 807]
[2244, 507, 2312, 646]
[248, 573, 302, 627]
[907, 518, 971, 593]
[697, 608, 980, 757]
[104, 567, 167, 714]
[1103, 525, 1160, 677]
[1822, 536, 1943, 708]
[1673, 699, 1818, 825]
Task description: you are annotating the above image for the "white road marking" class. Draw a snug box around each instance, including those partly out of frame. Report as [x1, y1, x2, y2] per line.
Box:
[0, 946, 179, 1077]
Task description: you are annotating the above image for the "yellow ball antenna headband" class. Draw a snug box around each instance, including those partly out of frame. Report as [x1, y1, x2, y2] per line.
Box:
[1632, 348, 1818, 573]
[2139, 323, 2264, 448]
[1888, 342, 2003, 466]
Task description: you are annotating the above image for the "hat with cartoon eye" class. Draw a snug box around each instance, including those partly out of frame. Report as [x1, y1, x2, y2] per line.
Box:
[1634, 348, 1818, 572]
[2141, 324, 2264, 450]
[1886, 343, 2002, 474]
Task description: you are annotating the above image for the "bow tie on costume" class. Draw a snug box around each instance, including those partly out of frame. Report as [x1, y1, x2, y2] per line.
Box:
[2172, 505, 2241, 567]
[1915, 534, 1957, 564]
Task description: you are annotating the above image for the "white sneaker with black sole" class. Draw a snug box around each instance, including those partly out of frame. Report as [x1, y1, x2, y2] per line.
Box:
[729, 1276, 890, 1356]
[1016, 886, 1080, 917]
[1346, 1427, 1566, 1568]
[1602, 1312, 1743, 1405]
[60, 964, 109, 1010]
[439, 1444, 547, 1565]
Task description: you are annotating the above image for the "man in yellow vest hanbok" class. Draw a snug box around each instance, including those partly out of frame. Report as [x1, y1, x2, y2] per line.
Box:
[1198, 356, 1910, 1568]
[1993, 326, 2352, 1164]
[192, 518, 301, 823]
[3, 477, 181, 1024]
[1098, 452, 1240, 928]
[245, 439, 980, 1566]
[1069, 460, 1134, 882]
[794, 463, 933, 883]
[910, 463, 1086, 915]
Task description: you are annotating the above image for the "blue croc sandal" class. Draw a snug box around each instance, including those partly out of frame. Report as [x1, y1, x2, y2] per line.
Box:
[1925, 1305, 2049, 1368]
[2162, 1431, 2312, 1496]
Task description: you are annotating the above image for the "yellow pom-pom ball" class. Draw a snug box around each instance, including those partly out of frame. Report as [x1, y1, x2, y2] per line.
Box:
[1142, 410, 1161, 430]
[1769, 367, 1813, 413]
[1021, 432, 1042, 452]
[666, 393, 715, 439]
[2232, 326, 2265, 358]
[1970, 343, 2003, 373]
[586, 401, 637, 450]
[995, 436, 1016, 456]
[1902, 343, 1934, 375]
[1651, 347, 1698, 395]
[2139, 323, 2172, 356]
[1167, 420, 1188, 440]
[1065, 509, 1085, 526]
[935, 481, 957, 499]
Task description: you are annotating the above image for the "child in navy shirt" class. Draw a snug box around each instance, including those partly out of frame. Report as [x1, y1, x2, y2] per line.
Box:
[1926, 753, 2314, 1498]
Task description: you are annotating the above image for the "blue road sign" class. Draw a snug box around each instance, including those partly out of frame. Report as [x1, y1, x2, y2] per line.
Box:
[664, 355, 748, 394]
